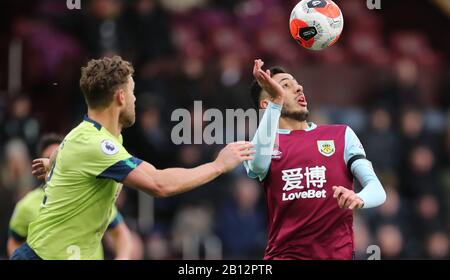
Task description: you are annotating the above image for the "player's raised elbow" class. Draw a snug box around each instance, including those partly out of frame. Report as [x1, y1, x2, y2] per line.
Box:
[378, 187, 387, 206]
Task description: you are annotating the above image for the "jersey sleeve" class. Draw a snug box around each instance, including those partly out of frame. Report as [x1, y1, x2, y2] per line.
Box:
[344, 126, 366, 172]
[9, 201, 33, 241]
[85, 137, 143, 182]
[107, 206, 124, 230]
[244, 101, 281, 181]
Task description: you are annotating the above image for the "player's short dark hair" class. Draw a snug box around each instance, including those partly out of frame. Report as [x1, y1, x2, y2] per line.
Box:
[250, 66, 287, 108]
[36, 133, 64, 157]
[80, 56, 134, 109]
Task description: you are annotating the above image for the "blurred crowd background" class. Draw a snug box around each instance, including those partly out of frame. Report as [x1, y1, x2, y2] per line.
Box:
[0, 0, 449, 260]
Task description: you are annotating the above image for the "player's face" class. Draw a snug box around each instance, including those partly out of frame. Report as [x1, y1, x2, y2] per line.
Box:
[119, 75, 136, 128]
[272, 73, 309, 121]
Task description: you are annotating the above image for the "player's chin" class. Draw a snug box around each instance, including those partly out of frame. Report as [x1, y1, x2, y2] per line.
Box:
[121, 115, 136, 128]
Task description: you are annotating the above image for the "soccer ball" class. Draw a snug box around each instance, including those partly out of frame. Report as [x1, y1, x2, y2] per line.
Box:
[289, 0, 344, 51]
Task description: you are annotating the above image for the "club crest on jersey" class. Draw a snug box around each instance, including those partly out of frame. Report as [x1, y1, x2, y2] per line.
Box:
[101, 139, 119, 155]
[317, 140, 335, 157]
[272, 143, 282, 159]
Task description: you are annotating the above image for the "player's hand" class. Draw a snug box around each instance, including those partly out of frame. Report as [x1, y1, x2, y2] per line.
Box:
[253, 59, 285, 105]
[332, 186, 364, 210]
[214, 141, 255, 173]
[32, 158, 50, 181]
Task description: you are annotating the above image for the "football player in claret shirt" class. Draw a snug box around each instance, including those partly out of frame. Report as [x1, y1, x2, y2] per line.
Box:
[244, 59, 386, 260]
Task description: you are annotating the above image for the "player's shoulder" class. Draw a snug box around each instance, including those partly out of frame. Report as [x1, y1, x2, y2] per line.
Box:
[15, 188, 44, 213]
[20, 188, 44, 203]
[66, 120, 123, 152]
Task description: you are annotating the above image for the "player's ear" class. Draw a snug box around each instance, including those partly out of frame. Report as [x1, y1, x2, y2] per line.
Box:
[260, 99, 269, 109]
[115, 89, 126, 106]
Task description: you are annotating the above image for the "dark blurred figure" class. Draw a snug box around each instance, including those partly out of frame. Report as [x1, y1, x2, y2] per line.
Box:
[400, 145, 442, 199]
[127, 0, 174, 79]
[369, 58, 424, 115]
[1, 95, 39, 153]
[366, 175, 418, 258]
[398, 107, 441, 199]
[0, 182, 15, 259]
[375, 224, 406, 259]
[362, 107, 400, 173]
[215, 176, 266, 259]
[423, 231, 450, 260]
[61, 0, 134, 58]
[412, 194, 446, 245]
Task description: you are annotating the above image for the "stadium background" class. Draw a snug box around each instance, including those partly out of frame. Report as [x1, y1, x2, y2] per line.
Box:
[0, 0, 449, 260]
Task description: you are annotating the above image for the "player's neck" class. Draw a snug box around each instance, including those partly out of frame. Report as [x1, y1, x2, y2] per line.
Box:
[279, 118, 309, 131]
[87, 108, 122, 137]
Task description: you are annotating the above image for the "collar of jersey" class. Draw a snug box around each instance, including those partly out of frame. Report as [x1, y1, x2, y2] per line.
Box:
[83, 115, 102, 131]
[277, 122, 317, 134]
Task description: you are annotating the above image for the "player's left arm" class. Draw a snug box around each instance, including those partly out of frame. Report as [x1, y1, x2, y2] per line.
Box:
[333, 126, 386, 210]
[105, 211, 133, 260]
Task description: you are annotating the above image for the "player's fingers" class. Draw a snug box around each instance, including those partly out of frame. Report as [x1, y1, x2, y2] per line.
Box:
[242, 155, 254, 161]
[31, 168, 44, 175]
[338, 196, 345, 208]
[240, 149, 256, 157]
[32, 162, 44, 169]
[232, 141, 248, 145]
[348, 200, 359, 210]
[339, 192, 351, 208]
[350, 198, 364, 210]
[32, 162, 44, 168]
[238, 143, 254, 151]
[253, 60, 260, 76]
[258, 69, 270, 80]
[343, 195, 356, 208]
[32, 158, 46, 164]
[333, 186, 345, 198]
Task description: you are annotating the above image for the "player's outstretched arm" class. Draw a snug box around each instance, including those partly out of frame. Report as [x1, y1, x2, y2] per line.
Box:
[123, 142, 254, 198]
[244, 59, 284, 180]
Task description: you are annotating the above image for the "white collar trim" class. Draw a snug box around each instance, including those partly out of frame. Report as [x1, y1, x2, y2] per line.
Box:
[277, 122, 317, 134]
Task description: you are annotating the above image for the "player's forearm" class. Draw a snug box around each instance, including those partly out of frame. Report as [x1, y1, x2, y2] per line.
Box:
[110, 223, 133, 260]
[352, 159, 386, 208]
[135, 161, 223, 197]
[156, 162, 223, 197]
[244, 101, 281, 174]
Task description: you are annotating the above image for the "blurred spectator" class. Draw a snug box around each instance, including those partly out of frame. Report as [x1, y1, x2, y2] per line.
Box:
[215, 176, 266, 259]
[362, 107, 400, 173]
[375, 224, 405, 260]
[424, 231, 450, 259]
[353, 214, 372, 260]
[412, 194, 446, 243]
[1, 138, 34, 199]
[171, 205, 220, 259]
[145, 230, 174, 260]
[1, 95, 39, 152]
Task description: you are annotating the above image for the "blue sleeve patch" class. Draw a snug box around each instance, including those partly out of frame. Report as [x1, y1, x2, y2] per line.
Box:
[107, 212, 124, 230]
[97, 157, 143, 182]
[8, 229, 26, 242]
